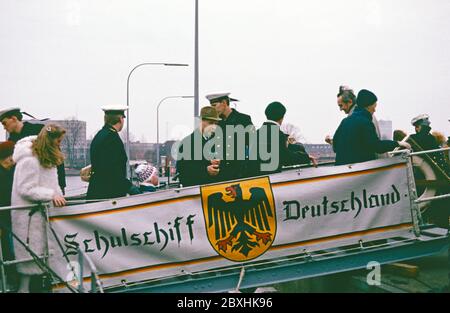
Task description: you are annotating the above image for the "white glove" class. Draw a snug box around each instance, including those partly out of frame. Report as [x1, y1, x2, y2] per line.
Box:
[397, 141, 411, 150]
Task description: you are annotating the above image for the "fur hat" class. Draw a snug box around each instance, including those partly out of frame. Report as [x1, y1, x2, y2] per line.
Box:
[135, 163, 157, 183]
[0, 141, 15, 159]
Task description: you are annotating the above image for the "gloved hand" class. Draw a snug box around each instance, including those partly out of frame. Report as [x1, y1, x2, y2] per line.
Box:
[397, 141, 412, 150]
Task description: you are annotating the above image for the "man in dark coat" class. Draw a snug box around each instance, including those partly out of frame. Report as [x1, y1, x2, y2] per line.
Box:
[206, 93, 255, 181]
[254, 101, 312, 175]
[408, 114, 450, 228]
[86, 105, 135, 200]
[0, 141, 15, 208]
[0, 140, 19, 289]
[409, 114, 450, 177]
[0, 107, 66, 194]
[409, 114, 443, 151]
[332, 89, 410, 166]
[176, 106, 222, 187]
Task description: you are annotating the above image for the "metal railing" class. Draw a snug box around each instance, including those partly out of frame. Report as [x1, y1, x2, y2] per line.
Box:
[0, 203, 104, 293]
[1, 147, 448, 292]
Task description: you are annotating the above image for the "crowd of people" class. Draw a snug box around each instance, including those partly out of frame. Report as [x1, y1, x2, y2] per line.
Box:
[0, 85, 449, 292]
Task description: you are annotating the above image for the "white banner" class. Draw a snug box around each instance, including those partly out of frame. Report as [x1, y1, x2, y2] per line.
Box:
[48, 156, 414, 291]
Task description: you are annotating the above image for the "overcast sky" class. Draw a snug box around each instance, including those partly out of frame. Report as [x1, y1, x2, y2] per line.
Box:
[1, 0, 449, 144]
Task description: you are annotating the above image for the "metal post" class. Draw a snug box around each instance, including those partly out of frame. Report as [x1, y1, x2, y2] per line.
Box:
[43, 203, 51, 291]
[448, 227, 450, 292]
[403, 152, 422, 236]
[126, 63, 189, 178]
[167, 161, 171, 186]
[194, 0, 199, 124]
[0, 232, 7, 293]
[78, 248, 84, 293]
[90, 272, 97, 293]
[156, 96, 194, 169]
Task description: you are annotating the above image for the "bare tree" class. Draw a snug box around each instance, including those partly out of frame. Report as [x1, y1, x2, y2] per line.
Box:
[144, 149, 157, 164]
[119, 127, 135, 143]
[60, 118, 85, 168]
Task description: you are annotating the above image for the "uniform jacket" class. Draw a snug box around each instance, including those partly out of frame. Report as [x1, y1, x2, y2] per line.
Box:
[408, 127, 450, 178]
[333, 107, 399, 165]
[409, 127, 439, 152]
[9, 121, 66, 192]
[217, 108, 254, 181]
[86, 125, 131, 199]
[11, 136, 62, 275]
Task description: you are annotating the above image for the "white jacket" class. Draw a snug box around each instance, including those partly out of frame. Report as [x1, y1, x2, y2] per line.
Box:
[11, 135, 62, 275]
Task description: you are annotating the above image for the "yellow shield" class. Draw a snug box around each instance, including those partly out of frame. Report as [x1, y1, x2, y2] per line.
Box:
[200, 176, 277, 262]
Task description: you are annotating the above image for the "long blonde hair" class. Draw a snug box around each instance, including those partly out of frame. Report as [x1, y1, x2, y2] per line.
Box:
[32, 124, 66, 168]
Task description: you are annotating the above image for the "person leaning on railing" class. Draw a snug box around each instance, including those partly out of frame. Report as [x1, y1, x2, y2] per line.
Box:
[10, 124, 67, 293]
[408, 114, 450, 228]
[332, 89, 411, 166]
[252, 101, 315, 176]
[134, 162, 159, 193]
[325, 85, 388, 159]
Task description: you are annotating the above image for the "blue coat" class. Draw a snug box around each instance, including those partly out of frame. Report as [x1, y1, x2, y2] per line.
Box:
[333, 107, 399, 165]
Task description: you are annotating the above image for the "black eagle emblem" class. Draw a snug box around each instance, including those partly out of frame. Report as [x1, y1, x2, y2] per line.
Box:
[207, 183, 274, 257]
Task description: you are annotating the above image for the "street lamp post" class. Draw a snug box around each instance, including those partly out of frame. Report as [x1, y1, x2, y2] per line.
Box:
[194, 0, 199, 122]
[156, 96, 194, 169]
[126, 62, 188, 178]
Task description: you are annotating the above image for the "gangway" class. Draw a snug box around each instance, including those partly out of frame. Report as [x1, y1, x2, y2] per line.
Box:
[0, 149, 448, 293]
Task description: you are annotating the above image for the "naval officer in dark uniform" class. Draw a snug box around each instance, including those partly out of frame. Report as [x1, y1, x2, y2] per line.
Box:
[0, 107, 66, 194]
[86, 105, 135, 200]
[206, 93, 255, 181]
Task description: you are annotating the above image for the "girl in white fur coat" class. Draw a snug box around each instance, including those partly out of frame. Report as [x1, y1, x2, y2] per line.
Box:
[11, 124, 67, 292]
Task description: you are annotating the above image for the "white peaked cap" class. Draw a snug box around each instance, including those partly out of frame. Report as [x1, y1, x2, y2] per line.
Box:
[101, 105, 129, 112]
[411, 114, 430, 126]
[205, 93, 239, 102]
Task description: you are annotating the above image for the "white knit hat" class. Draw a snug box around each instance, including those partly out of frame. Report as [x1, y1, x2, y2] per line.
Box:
[135, 163, 157, 183]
